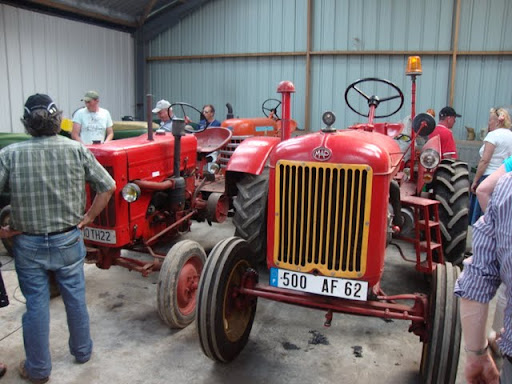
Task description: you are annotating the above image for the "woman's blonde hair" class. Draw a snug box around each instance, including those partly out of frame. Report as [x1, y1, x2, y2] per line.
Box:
[490, 107, 512, 129]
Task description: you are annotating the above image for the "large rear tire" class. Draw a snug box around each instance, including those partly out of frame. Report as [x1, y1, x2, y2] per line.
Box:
[232, 171, 268, 263]
[157, 240, 206, 329]
[420, 263, 461, 384]
[197, 237, 258, 362]
[431, 159, 469, 265]
[0, 205, 13, 256]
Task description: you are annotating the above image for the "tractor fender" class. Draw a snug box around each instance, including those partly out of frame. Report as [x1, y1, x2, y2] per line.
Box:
[226, 136, 281, 175]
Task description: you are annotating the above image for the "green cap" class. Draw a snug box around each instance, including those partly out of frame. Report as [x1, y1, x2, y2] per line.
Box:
[82, 91, 99, 102]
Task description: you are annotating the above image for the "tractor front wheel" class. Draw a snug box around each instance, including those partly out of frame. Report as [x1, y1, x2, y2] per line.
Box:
[431, 159, 469, 265]
[233, 171, 269, 263]
[197, 237, 258, 362]
[420, 262, 461, 384]
[157, 240, 206, 329]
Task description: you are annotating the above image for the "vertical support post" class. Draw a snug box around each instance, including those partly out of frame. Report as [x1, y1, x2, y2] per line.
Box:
[409, 75, 417, 182]
[277, 81, 296, 142]
[449, 0, 462, 106]
[410, 75, 417, 121]
[304, 0, 313, 132]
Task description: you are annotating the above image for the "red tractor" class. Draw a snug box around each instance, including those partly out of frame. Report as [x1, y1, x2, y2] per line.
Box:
[196, 77, 464, 383]
[79, 97, 298, 329]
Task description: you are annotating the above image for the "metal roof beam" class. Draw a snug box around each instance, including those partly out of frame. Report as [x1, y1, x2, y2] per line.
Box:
[14, 0, 138, 29]
[141, 0, 210, 41]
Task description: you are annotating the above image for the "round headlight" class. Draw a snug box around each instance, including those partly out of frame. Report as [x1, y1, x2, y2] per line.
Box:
[122, 183, 141, 203]
[419, 148, 440, 169]
[322, 111, 336, 126]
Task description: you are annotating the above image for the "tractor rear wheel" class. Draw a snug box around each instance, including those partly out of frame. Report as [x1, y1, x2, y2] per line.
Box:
[420, 263, 461, 384]
[157, 240, 206, 329]
[233, 171, 269, 263]
[0, 205, 13, 256]
[431, 159, 469, 265]
[197, 237, 258, 362]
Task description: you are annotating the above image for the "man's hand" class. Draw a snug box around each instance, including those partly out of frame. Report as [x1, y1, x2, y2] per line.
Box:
[77, 186, 115, 230]
[78, 214, 93, 229]
[471, 180, 479, 194]
[464, 353, 499, 384]
[0, 226, 21, 239]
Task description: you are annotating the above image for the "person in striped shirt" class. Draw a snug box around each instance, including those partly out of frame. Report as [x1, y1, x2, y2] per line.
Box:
[455, 169, 512, 383]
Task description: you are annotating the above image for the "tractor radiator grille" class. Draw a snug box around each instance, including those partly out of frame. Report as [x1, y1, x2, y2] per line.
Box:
[273, 160, 372, 278]
[93, 166, 116, 227]
[218, 135, 251, 168]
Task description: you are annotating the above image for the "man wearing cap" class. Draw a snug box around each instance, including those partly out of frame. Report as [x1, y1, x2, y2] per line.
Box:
[152, 99, 173, 131]
[0, 94, 116, 383]
[72, 91, 114, 144]
[428, 106, 461, 159]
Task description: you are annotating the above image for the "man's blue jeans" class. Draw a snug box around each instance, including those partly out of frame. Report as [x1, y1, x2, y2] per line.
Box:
[13, 228, 92, 379]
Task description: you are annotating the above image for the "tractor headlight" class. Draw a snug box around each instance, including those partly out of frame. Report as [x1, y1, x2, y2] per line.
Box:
[122, 183, 141, 203]
[419, 148, 440, 169]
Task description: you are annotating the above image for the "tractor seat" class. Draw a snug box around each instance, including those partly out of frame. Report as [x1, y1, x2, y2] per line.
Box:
[194, 126, 233, 154]
[349, 122, 404, 138]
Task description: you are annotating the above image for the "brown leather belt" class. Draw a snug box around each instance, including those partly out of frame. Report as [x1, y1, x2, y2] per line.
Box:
[23, 226, 77, 236]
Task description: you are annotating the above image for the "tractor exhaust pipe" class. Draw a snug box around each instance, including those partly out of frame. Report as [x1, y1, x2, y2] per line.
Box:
[277, 81, 295, 141]
[146, 94, 153, 141]
[169, 117, 186, 206]
[226, 103, 234, 119]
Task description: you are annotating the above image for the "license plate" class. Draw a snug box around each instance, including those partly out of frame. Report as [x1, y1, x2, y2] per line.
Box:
[83, 227, 116, 244]
[270, 268, 368, 301]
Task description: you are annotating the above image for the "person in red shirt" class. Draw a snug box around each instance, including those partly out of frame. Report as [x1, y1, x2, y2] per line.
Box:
[428, 106, 461, 159]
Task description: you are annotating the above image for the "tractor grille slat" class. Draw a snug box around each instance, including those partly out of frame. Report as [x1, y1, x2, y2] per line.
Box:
[274, 160, 372, 278]
[93, 166, 116, 227]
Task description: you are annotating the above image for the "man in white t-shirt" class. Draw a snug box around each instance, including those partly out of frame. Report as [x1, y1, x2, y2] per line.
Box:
[72, 91, 114, 145]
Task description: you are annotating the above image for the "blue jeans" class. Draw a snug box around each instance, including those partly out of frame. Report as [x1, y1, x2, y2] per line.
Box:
[469, 175, 488, 225]
[13, 228, 92, 379]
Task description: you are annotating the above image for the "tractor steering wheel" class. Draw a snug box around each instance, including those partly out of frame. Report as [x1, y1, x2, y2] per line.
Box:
[344, 77, 404, 118]
[262, 98, 281, 120]
[169, 102, 208, 134]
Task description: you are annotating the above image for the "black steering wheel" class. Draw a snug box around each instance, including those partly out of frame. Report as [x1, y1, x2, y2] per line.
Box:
[169, 102, 207, 134]
[344, 77, 404, 118]
[262, 98, 281, 120]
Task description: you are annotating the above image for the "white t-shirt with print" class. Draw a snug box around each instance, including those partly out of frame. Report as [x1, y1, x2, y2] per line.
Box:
[73, 107, 113, 144]
[479, 128, 512, 175]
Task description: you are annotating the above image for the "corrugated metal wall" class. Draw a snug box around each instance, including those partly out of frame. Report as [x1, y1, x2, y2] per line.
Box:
[148, 0, 512, 143]
[149, 0, 308, 123]
[0, 4, 134, 133]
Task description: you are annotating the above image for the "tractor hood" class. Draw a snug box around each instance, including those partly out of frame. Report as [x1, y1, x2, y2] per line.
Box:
[270, 130, 403, 175]
[87, 132, 197, 181]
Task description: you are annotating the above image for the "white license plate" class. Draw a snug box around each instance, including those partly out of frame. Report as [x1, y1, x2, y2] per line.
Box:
[83, 227, 116, 244]
[270, 268, 368, 301]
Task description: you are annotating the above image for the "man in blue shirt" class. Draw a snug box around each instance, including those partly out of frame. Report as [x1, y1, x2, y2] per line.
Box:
[199, 104, 221, 129]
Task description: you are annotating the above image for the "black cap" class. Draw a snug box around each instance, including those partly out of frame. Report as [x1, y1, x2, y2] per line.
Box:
[439, 106, 461, 118]
[24, 94, 58, 118]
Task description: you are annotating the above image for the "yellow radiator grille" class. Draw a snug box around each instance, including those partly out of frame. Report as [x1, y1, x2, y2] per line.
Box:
[273, 160, 372, 278]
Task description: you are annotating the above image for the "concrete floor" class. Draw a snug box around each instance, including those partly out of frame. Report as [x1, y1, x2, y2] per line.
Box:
[0, 221, 493, 383]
